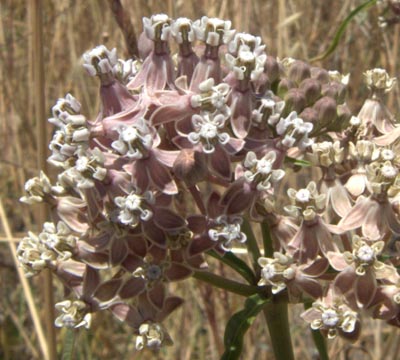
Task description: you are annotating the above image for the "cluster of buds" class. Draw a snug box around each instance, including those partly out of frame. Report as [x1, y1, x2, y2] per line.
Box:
[18, 13, 400, 353]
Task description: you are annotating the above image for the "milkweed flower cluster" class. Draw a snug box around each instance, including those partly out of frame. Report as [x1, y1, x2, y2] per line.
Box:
[18, 13, 400, 352]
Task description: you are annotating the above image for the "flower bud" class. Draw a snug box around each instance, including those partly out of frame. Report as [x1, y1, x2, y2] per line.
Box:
[310, 67, 330, 84]
[322, 81, 347, 103]
[300, 107, 318, 124]
[284, 88, 306, 114]
[173, 149, 208, 186]
[288, 60, 311, 84]
[264, 55, 281, 84]
[277, 78, 295, 98]
[300, 78, 321, 105]
[313, 96, 337, 126]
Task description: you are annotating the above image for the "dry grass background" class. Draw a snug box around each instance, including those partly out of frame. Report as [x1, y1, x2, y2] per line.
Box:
[1, 0, 400, 359]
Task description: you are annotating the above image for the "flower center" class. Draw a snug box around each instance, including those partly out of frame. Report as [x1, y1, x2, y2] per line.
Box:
[200, 122, 218, 139]
[75, 157, 90, 172]
[356, 245, 374, 262]
[256, 159, 272, 175]
[262, 264, 276, 280]
[321, 309, 339, 327]
[146, 264, 162, 280]
[122, 127, 139, 142]
[296, 189, 311, 203]
[125, 194, 142, 211]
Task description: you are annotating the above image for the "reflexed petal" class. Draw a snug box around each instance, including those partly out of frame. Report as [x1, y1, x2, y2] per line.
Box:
[148, 285, 165, 310]
[119, 277, 146, 299]
[164, 263, 192, 281]
[94, 279, 122, 302]
[210, 145, 231, 180]
[355, 270, 377, 308]
[154, 208, 186, 230]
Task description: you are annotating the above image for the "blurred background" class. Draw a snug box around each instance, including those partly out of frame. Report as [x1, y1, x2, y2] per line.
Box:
[1, 0, 400, 359]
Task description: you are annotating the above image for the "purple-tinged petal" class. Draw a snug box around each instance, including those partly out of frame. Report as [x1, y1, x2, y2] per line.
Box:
[156, 296, 184, 322]
[224, 137, 245, 155]
[330, 182, 352, 218]
[94, 279, 122, 302]
[207, 191, 223, 219]
[339, 196, 370, 231]
[362, 204, 383, 240]
[148, 284, 165, 310]
[119, 277, 146, 299]
[154, 208, 187, 230]
[189, 235, 215, 256]
[121, 254, 143, 272]
[124, 234, 147, 257]
[385, 205, 400, 235]
[296, 275, 323, 299]
[110, 303, 142, 327]
[230, 90, 252, 138]
[187, 215, 207, 233]
[82, 266, 100, 297]
[147, 156, 178, 195]
[143, 221, 166, 248]
[210, 145, 231, 180]
[57, 196, 88, 233]
[110, 238, 129, 265]
[326, 251, 348, 272]
[152, 148, 180, 167]
[333, 267, 356, 295]
[302, 257, 329, 276]
[355, 270, 377, 308]
[165, 263, 192, 281]
[150, 95, 193, 126]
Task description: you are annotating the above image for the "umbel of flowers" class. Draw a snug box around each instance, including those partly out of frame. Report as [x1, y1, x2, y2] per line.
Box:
[18, 13, 400, 357]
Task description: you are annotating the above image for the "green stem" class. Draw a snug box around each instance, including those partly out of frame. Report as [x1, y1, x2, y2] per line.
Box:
[263, 293, 294, 360]
[193, 271, 259, 297]
[207, 250, 256, 284]
[261, 221, 273, 257]
[242, 219, 261, 274]
[304, 302, 329, 360]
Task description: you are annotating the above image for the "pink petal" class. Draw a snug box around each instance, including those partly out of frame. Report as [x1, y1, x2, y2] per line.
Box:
[296, 275, 323, 298]
[355, 270, 377, 308]
[83, 266, 100, 297]
[154, 208, 187, 230]
[345, 173, 367, 197]
[110, 238, 128, 265]
[147, 155, 178, 195]
[339, 196, 370, 231]
[326, 251, 348, 271]
[330, 182, 352, 218]
[302, 257, 329, 276]
[210, 145, 231, 180]
[333, 267, 356, 295]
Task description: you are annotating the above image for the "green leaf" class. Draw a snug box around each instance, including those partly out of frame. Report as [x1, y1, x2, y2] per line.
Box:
[284, 156, 311, 167]
[310, 0, 377, 62]
[221, 294, 270, 360]
[207, 250, 256, 284]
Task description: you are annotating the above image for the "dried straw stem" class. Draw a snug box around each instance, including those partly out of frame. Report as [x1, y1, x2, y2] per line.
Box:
[108, 0, 139, 58]
[30, 1, 57, 359]
[0, 199, 48, 360]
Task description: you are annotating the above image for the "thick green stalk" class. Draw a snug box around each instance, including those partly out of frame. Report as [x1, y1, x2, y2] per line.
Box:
[193, 271, 259, 297]
[263, 293, 294, 360]
[261, 223, 294, 360]
[242, 219, 261, 274]
[304, 302, 329, 360]
[261, 221, 273, 257]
